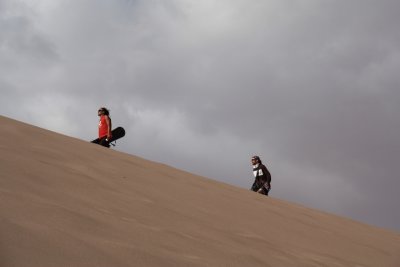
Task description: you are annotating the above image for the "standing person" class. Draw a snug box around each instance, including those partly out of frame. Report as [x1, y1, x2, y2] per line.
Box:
[97, 107, 112, 147]
[250, 155, 271, 196]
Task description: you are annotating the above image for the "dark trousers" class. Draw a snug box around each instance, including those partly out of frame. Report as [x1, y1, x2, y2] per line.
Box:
[251, 182, 270, 196]
[98, 137, 110, 148]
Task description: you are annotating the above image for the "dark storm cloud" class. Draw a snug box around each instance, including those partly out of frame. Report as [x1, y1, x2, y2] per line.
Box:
[0, 8, 58, 67]
[1, 0, 399, 231]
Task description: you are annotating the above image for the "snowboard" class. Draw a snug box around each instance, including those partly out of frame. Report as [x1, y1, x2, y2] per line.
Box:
[91, 127, 125, 147]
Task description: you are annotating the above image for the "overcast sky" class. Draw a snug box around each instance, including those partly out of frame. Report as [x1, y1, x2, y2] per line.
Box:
[1, 0, 400, 232]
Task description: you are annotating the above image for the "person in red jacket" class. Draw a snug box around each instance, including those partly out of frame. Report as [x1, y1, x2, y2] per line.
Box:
[97, 107, 112, 147]
[250, 155, 271, 195]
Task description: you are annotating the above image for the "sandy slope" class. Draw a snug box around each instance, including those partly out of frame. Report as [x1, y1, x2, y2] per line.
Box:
[0, 115, 399, 267]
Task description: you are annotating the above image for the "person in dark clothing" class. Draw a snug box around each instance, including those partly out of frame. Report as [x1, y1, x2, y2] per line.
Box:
[250, 155, 271, 196]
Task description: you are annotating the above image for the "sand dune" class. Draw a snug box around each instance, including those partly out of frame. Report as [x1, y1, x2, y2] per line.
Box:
[1, 115, 399, 267]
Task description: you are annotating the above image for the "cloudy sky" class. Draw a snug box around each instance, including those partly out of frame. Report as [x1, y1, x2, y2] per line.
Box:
[1, 0, 400, 231]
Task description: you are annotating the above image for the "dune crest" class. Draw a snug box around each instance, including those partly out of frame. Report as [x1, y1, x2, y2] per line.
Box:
[1, 115, 399, 267]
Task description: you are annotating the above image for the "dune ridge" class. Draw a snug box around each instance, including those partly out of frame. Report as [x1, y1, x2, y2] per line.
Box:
[1, 115, 399, 267]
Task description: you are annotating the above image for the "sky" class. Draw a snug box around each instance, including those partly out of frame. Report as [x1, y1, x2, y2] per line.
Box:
[1, 0, 400, 232]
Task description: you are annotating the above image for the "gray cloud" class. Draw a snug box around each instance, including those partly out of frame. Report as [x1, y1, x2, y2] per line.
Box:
[1, 0, 400, 231]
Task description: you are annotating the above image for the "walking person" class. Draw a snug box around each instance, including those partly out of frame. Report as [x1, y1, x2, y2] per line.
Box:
[97, 107, 112, 147]
[250, 155, 271, 196]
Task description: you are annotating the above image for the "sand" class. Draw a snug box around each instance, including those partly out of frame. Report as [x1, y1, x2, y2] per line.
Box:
[1, 115, 399, 267]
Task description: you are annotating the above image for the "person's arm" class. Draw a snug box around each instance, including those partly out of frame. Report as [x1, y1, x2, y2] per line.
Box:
[260, 165, 271, 192]
[262, 165, 271, 185]
[105, 115, 112, 140]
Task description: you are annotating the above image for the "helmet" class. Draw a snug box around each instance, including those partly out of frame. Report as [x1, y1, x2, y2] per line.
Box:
[251, 155, 261, 162]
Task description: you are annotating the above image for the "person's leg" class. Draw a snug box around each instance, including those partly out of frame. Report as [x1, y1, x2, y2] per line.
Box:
[250, 181, 258, 192]
[260, 187, 270, 196]
[99, 137, 110, 148]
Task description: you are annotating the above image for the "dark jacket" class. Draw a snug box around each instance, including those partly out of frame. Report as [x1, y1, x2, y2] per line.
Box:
[252, 163, 271, 192]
